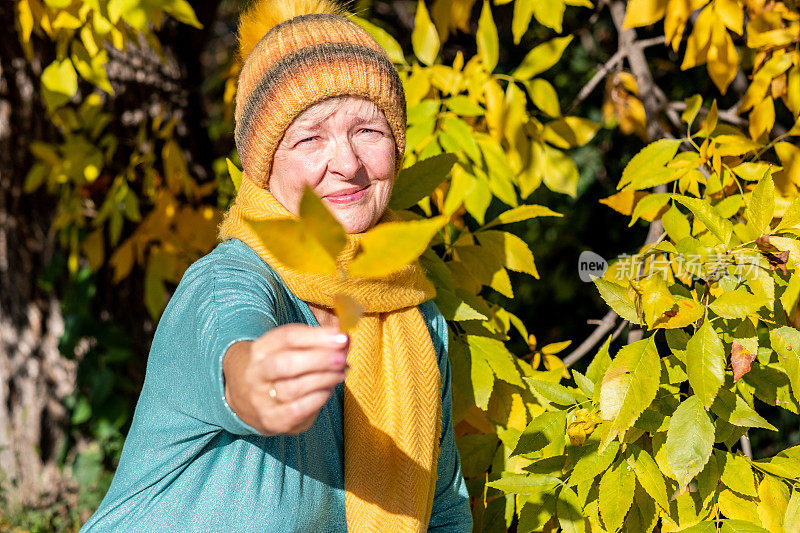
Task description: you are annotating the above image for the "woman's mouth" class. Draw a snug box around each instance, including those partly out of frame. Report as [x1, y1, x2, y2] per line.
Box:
[325, 185, 369, 204]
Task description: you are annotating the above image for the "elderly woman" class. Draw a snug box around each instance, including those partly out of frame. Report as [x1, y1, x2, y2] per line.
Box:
[81, 1, 472, 531]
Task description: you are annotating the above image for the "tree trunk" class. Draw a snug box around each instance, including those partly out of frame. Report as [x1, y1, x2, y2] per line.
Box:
[0, 3, 76, 510]
[0, 0, 223, 511]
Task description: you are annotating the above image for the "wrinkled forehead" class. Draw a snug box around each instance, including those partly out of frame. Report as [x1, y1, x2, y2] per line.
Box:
[289, 96, 388, 129]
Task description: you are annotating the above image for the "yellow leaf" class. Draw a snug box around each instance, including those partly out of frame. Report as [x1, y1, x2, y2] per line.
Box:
[351, 16, 406, 65]
[512, 35, 573, 80]
[52, 10, 82, 30]
[40, 59, 78, 109]
[162, 0, 204, 29]
[412, 0, 440, 66]
[542, 145, 578, 197]
[333, 293, 364, 333]
[749, 97, 775, 140]
[512, 0, 535, 44]
[543, 116, 601, 148]
[788, 65, 800, 116]
[524, 78, 561, 117]
[715, 0, 743, 34]
[299, 187, 347, 261]
[483, 77, 505, 141]
[475, 230, 539, 278]
[706, 22, 738, 94]
[82, 229, 105, 272]
[664, 0, 707, 50]
[476, 0, 499, 71]
[680, 5, 714, 71]
[226, 158, 242, 191]
[109, 238, 135, 283]
[623, 0, 667, 29]
[774, 142, 800, 193]
[348, 216, 447, 278]
[17, 0, 34, 43]
[246, 219, 339, 275]
[532, 0, 566, 33]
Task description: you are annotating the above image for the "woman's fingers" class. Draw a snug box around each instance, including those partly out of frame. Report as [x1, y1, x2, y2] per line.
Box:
[270, 370, 346, 404]
[267, 324, 348, 350]
[268, 388, 335, 435]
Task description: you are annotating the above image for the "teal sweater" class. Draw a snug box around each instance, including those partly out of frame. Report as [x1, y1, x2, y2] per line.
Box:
[81, 238, 472, 532]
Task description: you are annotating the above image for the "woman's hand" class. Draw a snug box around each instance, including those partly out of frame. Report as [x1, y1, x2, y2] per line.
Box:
[222, 324, 349, 436]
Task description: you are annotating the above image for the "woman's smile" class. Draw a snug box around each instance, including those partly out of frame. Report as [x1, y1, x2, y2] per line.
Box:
[324, 184, 370, 205]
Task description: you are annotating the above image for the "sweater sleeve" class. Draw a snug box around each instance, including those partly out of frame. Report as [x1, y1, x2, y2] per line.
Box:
[151, 249, 280, 436]
[421, 302, 473, 532]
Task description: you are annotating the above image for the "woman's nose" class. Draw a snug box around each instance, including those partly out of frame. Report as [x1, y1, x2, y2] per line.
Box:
[327, 137, 361, 178]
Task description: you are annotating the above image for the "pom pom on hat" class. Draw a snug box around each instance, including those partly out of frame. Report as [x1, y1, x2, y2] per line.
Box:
[233, 0, 407, 189]
[237, 0, 345, 60]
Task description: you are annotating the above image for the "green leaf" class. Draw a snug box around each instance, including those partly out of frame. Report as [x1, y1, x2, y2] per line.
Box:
[487, 473, 561, 493]
[630, 193, 670, 226]
[599, 457, 636, 532]
[785, 490, 800, 533]
[686, 313, 725, 408]
[445, 95, 484, 116]
[599, 335, 661, 447]
[557, 485, 585, 533]
[568, 438, 619, 485]
[471, 355, 494, 410]
[513, 35, 573, 80]
[709, 288, 768, 319]
[411, 0, 440, 66]
[351, 16, 405, 65]
[348, 216, 446, 278]
[41, 59, 79, 110]
[525, 378, 577, 405]
[441, 117, 481, 162]
[776, 196, 800, 232]
[593, 278, 640, 324]
[543, 117, 601, 149]
[719, 520, 770, 533]
[162, 0, 203, 28]
[468, 335, 523, 387]
[513, 410, 567, 456]
[672, 196, 734, 245]
[666, 395, 715, 488]
[456, 434, 498, 478]
[618, 139, 682, 190]
[299, 188, 347, 262]
[626, 444, 670, 511]
[542, 144, 579, 197]
[744, 173, 775, 237]
[525, 78, 561, 117]
[662, 204, 692, 242]
[710, 389, 777, 431]
[483, 204, 563, 229]
[476, 1, 499, 71]
[388, 153, 457, 210]
[475, 230, 538, 277]
[769, 326, 800, 404]
[717, 450, 758, 497]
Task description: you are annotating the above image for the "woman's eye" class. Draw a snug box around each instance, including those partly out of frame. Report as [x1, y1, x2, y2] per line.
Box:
[360, 128, 381, 135]
[297, 136, 317, 144]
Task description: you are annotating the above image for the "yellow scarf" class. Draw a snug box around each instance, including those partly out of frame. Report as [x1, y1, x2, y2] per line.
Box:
[218, 173, 442, 531]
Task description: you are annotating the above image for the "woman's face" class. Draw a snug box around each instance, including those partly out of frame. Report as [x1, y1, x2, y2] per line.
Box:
[269, 96, 396, 234]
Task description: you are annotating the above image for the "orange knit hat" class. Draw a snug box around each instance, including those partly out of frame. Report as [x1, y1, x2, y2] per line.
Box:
[234, 0, 407, 189]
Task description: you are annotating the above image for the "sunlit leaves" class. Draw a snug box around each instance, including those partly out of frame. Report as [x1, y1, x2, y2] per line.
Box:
[513, 35, 573, 80]
[666, 395, 715, 489]
[412, 0, 440, 66]
[476, 1, 498, 72]
[599, 335, 660, 447]
[41, 59, 78, 110]
[389, 153, 457, 210]
[348, 216, 447, 278]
